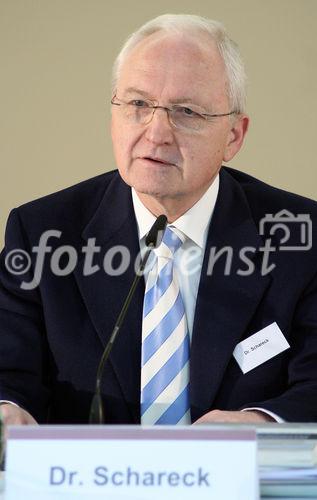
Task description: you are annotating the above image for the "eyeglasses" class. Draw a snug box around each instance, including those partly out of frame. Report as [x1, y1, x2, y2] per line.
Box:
[111, 95, 237, 132]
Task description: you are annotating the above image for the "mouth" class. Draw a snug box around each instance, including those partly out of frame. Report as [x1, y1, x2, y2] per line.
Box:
[139, 156, 176, 167]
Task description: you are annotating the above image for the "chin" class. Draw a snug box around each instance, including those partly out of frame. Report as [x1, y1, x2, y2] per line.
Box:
[128, 177, 171, 197]
[134, 185, 171, 198]
[119, 168, 180, 198]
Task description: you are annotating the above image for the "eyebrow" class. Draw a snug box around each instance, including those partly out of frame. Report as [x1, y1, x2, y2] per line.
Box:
[122, 87, 202, 106]
[123, 87, 152, 98]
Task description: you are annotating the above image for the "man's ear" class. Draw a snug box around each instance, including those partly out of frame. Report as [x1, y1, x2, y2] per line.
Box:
[223, 114, 249, 162]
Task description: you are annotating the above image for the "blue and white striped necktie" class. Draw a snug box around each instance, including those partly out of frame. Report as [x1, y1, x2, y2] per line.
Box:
[141, 226, 191, 425]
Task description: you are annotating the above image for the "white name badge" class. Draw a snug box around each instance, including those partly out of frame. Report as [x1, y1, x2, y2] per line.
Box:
[5, 426, 259, 500]
[233, 322, 290, 374]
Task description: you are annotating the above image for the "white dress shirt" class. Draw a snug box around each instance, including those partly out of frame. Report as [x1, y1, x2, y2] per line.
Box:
[132, 175, 219, 338]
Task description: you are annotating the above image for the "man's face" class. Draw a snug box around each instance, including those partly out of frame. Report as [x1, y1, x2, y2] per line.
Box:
[111, 32, 248, 214]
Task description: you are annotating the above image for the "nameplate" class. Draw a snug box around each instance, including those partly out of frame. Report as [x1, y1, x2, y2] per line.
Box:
[5, 426, 258, 499]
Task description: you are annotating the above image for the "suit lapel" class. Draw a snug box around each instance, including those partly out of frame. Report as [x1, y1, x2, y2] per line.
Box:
[190, 169, 271, 421]
[74, 173, 143, 422]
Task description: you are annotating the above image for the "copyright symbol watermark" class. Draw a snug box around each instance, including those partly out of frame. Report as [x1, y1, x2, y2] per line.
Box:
[5, 249, 31, 275]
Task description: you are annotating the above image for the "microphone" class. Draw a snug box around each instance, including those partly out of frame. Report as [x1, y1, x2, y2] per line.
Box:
[145, 214, 167, 247]
[89, 214, 168, 424]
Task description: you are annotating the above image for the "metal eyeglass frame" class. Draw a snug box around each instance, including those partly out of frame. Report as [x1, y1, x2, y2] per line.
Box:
[111, 95, 237, 129]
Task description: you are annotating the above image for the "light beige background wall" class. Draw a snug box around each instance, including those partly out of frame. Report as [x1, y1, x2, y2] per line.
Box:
[1, 0, 316, 245]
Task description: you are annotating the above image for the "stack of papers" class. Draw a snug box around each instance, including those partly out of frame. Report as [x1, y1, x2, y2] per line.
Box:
[257, 424, 317, 498]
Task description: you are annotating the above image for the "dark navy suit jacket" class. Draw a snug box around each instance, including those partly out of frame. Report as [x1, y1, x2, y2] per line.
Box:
[1, 167, 317, 423]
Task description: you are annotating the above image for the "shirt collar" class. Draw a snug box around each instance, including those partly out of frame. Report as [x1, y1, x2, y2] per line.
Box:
[132, 174, 219, 249]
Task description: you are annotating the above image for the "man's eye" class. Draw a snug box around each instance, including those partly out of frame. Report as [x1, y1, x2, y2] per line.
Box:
[178, 107, 196, 116]
[131, 100, 149, 108]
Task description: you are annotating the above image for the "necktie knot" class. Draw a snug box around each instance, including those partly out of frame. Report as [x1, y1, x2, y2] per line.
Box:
[155, 226, 184, 260]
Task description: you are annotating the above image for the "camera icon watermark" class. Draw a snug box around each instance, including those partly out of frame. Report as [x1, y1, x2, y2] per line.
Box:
[259, 209, 312, 251]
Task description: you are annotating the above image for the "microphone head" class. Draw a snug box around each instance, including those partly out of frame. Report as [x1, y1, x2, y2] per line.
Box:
[145, 214, 167, 248]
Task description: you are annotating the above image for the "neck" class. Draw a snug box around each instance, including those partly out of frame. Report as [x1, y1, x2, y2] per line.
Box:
[136, 182, 215, 223]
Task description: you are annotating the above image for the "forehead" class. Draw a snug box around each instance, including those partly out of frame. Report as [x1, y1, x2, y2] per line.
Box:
[117, 31, 229, 106]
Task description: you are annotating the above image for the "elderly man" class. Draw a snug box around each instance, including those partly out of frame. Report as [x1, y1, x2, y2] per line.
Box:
[1, 14, 317, 427]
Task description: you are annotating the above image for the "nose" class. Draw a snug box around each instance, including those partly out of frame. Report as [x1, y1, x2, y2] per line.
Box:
[143, 107, 174, 145]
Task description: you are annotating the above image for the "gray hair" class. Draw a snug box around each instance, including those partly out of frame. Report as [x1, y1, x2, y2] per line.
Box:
[111, 14, 247, 113]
